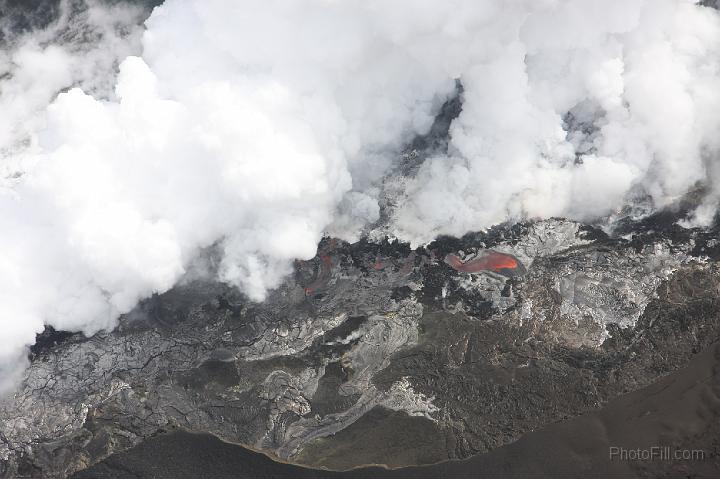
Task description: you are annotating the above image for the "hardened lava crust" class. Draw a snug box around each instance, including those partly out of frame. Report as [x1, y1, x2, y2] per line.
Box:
[1, 213, 720, 478]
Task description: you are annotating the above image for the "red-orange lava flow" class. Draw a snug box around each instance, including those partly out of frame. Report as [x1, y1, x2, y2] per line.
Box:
[445, 251, 519, 274]
[373, 254, 386, 270]
[304, 254, 333, 295]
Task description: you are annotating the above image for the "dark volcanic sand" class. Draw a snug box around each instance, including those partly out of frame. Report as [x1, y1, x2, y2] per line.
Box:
[74, 343, 720, 479]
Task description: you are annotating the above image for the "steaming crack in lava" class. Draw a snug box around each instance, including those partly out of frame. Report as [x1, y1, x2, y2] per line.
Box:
[445, 251, 526, 277]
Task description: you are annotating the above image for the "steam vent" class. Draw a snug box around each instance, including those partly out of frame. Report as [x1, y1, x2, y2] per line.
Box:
[2, 1, 720, 479]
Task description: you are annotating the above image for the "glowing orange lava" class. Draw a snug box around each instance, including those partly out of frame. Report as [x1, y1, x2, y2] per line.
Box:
[445, 251, 520, 274]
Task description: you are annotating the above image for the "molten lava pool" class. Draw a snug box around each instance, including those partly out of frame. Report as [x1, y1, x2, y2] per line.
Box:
[444, 251, 525, 277]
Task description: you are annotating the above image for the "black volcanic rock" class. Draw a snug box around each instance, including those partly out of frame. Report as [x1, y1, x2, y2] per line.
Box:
[74, 342, 720, 479]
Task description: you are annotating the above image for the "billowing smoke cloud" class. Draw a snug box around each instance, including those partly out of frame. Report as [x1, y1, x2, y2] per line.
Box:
[0, 0, 155, 389]
[388, 0, 720, 243]
[0, 0, 719, 390]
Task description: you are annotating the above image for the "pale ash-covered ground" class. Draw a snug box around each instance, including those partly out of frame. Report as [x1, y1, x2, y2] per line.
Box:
[1, 216, 720, 478]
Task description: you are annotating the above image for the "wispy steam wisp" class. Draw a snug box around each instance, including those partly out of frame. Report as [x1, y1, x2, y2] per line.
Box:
[1, 0, 719, 389]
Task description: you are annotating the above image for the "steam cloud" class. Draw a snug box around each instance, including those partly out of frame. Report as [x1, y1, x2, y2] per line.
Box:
[0, 0, 719, 390]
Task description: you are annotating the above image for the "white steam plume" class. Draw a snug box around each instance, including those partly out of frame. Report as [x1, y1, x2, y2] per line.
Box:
[0, 0, 719, 390]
